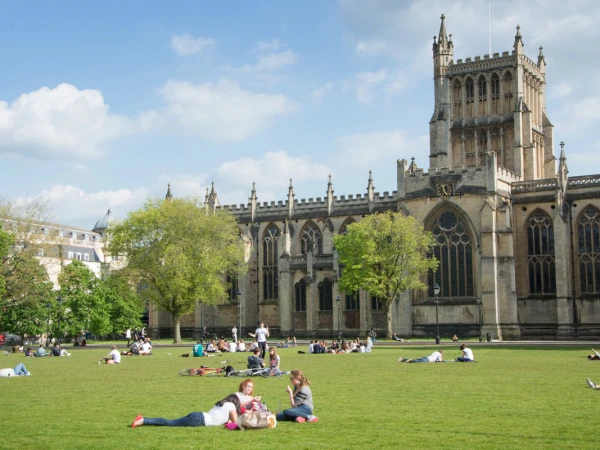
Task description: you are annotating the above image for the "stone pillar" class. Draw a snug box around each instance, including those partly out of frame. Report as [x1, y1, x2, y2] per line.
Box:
[554, 212, 575, 338]
[278, 256, 292, 336]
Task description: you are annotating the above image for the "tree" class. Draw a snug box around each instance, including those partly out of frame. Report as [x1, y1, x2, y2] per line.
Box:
[107, 197, 246, 343]
[102, 270, 145, 335]
[333, 211, 438, 339]
[57, 260, 111, 340]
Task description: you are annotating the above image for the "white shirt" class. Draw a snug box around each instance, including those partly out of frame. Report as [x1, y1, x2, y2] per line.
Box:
[254, 327, 268, 342]
[235, 392, 253, 406]
[203, 402, 235, 426]
[462, 348, 474, 360]
[228, 342, 237, 352]
[109, 349, 121, 363]
[428, 351, 443, 362]
[238, 342, 246, 352]
[141, 343, 152, 353]
[0, 368, 16, 377]
[125, 329, 131, 338]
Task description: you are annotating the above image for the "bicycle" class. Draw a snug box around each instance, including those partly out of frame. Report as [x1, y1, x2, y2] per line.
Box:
[178, 366, 225, 377]
[226, 367, 283, 378]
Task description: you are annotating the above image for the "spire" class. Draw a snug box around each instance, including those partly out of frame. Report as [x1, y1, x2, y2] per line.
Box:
[557, 142, 569, 217]
[367, 170, 375, 201]
[287, 178, 295, 219]
[250, 182, 258, 222]
[438, 14, 448, 48]
[205, 182, 219, 212]
[537, 46, 546, 73]
[433, 14, 452, 56]
[326, 174, 334, 216]
[513, 25, 524, 54]
[165, 183, 173, 202]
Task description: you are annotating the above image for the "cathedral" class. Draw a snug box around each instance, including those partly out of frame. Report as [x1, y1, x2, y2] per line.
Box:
[149, 16, 600, 341]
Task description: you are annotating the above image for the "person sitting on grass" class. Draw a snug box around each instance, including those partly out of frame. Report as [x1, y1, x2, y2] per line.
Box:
[247, 348, 264, 370]
[0, 363, 31, 377]
[268, 347, 281, 374]
[392, 333, 404, 341]
[25, 347, 35, 358]
[235, 379, 262, 409]
[217, 338, 227, 353]
[340, 339, 351, 353]
[456, 344, 474, 362]
[237, 339, 247, 352]
[276, 369, 318, 423]
[52, 343, 71, 357]
[205, 340, 219, 353]
[139, 339, 152, 355]
[101, 345, 121, 364]
[36, 344, 48, 357]
[398, 350, 443, 363]
[131, 394, 241, 428]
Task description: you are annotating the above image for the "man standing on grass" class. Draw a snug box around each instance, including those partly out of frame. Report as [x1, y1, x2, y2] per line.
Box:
[232, 325, 237, 343]
[248, 321, 269, 359]
[457, 344, 474, 362]
[125, 328, 132, 347]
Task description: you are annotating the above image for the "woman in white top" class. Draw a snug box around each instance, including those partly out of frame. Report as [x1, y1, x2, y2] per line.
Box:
[235, 379, 262, 408]
[132, 395, 241, 428]
[248, 321, 269, 358]
[237, 340, 247, 352]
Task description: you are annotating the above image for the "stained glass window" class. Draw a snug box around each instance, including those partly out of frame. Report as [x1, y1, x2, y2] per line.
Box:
[318, 278, 333, 311]
[578, 206, 600, 294]
[301, 221, 323, 255]
[527, 210, 556, 294]
[263, 224, 280, 301]
[295, 279, 306, 312]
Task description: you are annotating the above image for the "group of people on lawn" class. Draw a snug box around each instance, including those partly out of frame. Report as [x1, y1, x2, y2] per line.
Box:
[398, 345, 475, 363]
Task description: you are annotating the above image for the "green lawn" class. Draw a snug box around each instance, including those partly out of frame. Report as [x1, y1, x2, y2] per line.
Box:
[2, 344, 598, 449]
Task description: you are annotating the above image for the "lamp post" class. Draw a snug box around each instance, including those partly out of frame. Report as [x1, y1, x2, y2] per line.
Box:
[476, 297, 482, 342]
[46, 303, 51, 347]
[236, 290, 242, 340]
[433, 283, 440, 345]
[336, 296, 341, 340]
[57, 296, 63, 345]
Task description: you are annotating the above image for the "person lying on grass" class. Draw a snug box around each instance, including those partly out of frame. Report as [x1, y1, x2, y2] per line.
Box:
[276, 369, 318, 423]
[0, 363, 31, 377]
[398, 350, 443, 363]
[235, 378, 262, 409]
[131, 394, 241, 428]
[588, 349, 600, 360]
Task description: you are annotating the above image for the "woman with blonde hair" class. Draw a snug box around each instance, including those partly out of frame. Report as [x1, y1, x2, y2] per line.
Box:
[276, 369, 318, 423]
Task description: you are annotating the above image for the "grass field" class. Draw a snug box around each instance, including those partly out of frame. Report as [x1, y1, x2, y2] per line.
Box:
[2, 344, 598, 449]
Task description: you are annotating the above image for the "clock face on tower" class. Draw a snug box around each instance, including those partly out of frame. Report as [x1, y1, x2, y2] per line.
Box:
[437, 183, 453, 198]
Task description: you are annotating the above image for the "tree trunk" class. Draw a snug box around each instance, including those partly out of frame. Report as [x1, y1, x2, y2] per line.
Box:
[172, 313, 181, 344]
[386, 301, 394, 339]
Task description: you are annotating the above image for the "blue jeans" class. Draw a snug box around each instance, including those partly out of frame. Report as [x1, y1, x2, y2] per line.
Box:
[14, 363, 28, 376]
[144, 412, 205, 427]
[457, 357, 473, 362]
[276, 404, 312, 421]
[410, 357, 430, 363]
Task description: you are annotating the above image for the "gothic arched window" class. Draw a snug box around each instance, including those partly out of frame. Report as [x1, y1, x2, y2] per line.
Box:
[452, 79, 462, 120]
[527, 210, 556, 294]
[338, 218, 356, 236]
[371, 295, 383, 310]
[295, 279, 307, 312]
[263, 224, 280, 301]
[465, 78, 474, 118]
[345, 290, 360, 311]
[578, 206, 600, 294]
[478, 76, 487, 104]
[226, 274, 239, 302]
[491, 73, 500, 115]
[428, 210, 474, 297]
[318, 277, 333, 311]
[503, 71, 513, 113]
[300, 221, 323, 255]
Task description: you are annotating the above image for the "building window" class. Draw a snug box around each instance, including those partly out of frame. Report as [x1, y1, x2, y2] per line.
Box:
[295, 279, 307, 312]
[338, 218, 356, 236]
[503, 71, 513, 113]
[58, 230, 64, 238]
[84, 253, 90, 261]
[527, 210, 556, 294]
[41, 228, 49, 235]
[67, 251, 73, 259]
[71, 232, 77, 239]
[263, 224, 280, 301]
[491, 73, 500, 115]
[227, 274, 239, 301]
[465, 77, 474, 118]
[300, 221, 323, 255]
[318, 277, 333, 311]
[578, 206, 600, 294]
[83, 234, 88, 241]
[478, 76, 487, 101]
[452, 79, 462, 120]
[371, 295, 383, 310]
[345, 291, 360, 311]
[428, 210, 474, 297]
[76, 253, 82, 261]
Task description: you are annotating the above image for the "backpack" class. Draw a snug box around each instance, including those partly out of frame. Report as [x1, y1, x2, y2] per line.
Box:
[193, 344, 204, 357]
[238, 411, 276, 429]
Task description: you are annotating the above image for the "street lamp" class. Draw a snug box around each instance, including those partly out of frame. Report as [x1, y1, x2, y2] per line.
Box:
[433, 283, 440, 345]
[336, 296, 341, 340]
[476, 297, 482, 342]
[46, 303, 51, 347]
[57, 296, 63, 345]
[236, 290, 242, 341]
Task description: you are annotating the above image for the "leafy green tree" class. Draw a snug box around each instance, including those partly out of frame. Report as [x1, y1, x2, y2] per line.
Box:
[107, 197, 246, 343]
[333, 211, 438, 339]
[57, 260, 111, 340]
[0, 224, 11, 298]
[102, 270, 145, 335]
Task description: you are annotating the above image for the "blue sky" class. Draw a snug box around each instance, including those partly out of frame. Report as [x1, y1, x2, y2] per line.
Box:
[1, 0, 599, 228]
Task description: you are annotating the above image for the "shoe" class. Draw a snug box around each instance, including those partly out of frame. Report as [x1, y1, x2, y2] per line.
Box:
[587, 378, 598, 389]
[26, 372, 31, 376]
[295, 417, 306, 423]
[307, 415, 319, 423]
[132, 414, 143, 428]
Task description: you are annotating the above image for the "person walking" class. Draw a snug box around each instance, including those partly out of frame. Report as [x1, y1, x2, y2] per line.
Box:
[125, 327, 132, 347]
[248, 321, 269, 359]
[232, 325, 238, 343]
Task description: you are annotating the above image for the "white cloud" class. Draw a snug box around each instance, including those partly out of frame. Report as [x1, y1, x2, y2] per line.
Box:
[356, 39, 387, 55]
[312, 82, 333, 102]
[351, 69, 406, 102]
[238, 50, 298, 72]
[256, 39, 281, 51]
[171, 34, 214, 56]
[216, 151, 333, 189]
[0, 84, 134, 159]
[157, 173, 209, 197]
[336, 129, 429, 167]
[549, 83, 572, 99]
[146, 79, 296, 141]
